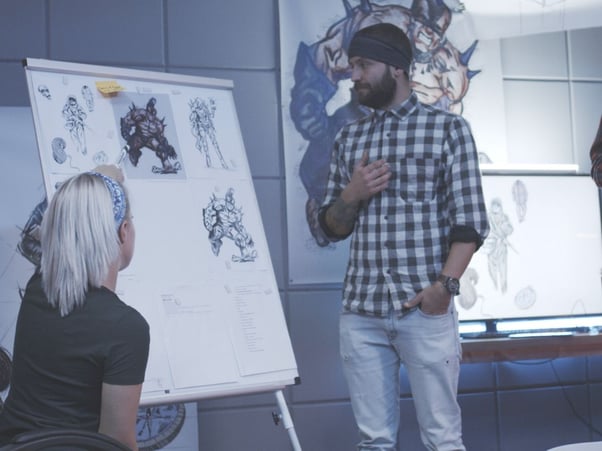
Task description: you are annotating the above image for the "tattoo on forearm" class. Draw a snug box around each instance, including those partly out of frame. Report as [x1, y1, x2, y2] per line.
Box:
[327, 197, 360, 236]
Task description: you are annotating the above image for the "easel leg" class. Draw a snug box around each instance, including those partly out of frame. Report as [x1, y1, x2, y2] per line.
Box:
[274, 389, 302, 451]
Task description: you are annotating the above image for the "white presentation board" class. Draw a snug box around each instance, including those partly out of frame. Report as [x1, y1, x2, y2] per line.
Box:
[23, 58, 298, 406]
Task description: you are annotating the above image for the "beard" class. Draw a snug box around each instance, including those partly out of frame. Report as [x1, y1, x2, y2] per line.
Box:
[354, 68, 396, 110]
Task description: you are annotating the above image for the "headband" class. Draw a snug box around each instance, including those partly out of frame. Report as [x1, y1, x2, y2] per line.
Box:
[88, 172, 126, 228]
[348, 34, 412, 72]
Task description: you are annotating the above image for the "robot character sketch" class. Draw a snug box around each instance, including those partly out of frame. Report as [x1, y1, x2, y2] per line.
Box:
[482, 197, 515, 294]
[62, 95, 88, 155]
[289, 0, 480, 247]
[189, 97, 228, 169]
[120, 97, 181, 174]
[202, 188, 257, 263]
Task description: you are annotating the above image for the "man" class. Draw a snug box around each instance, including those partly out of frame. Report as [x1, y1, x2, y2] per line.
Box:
[591, 115, 602, 187]
[318, 23, 489, 451]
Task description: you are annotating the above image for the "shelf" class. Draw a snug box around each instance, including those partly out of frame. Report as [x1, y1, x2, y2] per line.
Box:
[461, 333, 602, 363]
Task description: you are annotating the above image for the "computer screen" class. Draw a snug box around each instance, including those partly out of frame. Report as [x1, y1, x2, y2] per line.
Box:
[456, 174, 602, 336]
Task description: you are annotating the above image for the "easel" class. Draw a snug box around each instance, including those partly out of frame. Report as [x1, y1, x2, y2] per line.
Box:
[273, 389, 302, 451]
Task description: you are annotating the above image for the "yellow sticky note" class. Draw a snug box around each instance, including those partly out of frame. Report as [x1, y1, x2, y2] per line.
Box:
[95, 80, 124, 96]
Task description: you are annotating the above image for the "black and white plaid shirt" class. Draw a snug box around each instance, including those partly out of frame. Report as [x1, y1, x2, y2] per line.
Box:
[321, 91, 490, 316]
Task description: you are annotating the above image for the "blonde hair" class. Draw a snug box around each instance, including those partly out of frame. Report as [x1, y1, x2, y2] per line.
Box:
[40, 172, 129, 316]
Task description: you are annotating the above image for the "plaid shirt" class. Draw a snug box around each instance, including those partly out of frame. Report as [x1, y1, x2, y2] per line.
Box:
[321, 92, 489, 316]
[591, 116, 602, 187]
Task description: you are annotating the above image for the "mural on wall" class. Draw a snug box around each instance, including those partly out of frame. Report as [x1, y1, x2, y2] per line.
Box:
[280, 0, 507, 284]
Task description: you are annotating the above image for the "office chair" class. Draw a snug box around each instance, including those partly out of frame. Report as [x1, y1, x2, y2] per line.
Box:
[0, 428, 131, 450]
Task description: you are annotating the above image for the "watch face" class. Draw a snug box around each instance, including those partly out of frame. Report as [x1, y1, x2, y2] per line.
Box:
[447, 278, 460, 295]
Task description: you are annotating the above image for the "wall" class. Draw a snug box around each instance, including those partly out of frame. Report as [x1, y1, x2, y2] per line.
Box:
[0, 1, 601, 450]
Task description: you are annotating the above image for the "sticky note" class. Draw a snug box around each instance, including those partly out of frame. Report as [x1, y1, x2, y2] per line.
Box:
[95, 80, 124, 96]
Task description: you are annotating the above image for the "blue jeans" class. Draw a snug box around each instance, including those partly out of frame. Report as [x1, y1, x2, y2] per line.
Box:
[339, 306, 465, 451]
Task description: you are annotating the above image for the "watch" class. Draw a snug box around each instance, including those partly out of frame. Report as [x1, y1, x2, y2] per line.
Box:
[437, 274, 460, 296]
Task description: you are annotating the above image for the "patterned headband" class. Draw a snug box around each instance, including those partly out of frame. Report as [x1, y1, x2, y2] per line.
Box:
[88, 172, 126, 228]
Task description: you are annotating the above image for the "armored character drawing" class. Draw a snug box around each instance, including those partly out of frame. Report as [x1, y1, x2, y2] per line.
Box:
[202, 188, 257, 263]
[482, 198, 514, 294]
[62, 95, 88, 155]
[120, 97, 181, 174]
[189, 97, 228, 169]
[289, 0, 479, 246]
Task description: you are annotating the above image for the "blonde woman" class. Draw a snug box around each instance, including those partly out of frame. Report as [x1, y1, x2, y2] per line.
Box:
[0, 166, 149, 450]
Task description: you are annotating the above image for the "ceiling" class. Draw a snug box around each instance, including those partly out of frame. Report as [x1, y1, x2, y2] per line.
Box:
[458, 0, 602, 39]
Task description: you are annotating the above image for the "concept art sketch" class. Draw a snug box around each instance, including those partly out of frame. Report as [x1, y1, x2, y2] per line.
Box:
[189, 97, 228, 169]
[512, 179, 528, 222]
[81, 85, 94, 112]
[202, 188, 257, 262]
[37, 84, 51, 100]
[289, 0, 480, 246]
[120, 97, 181, 174]
[93, 150, 109, 165]
[0, 346, 12, 410]
[62, 95, 88, 155]
[16, 198, 47, 267]
[51, 137, 81, 170]
[51, 137, 67, 164]
[482, 198, 514, 294]
[514, 285, 536, 310]
[457, 267, 482, 310]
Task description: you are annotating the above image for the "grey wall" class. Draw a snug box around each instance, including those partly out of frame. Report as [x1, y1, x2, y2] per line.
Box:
[1, 1, 601, 450]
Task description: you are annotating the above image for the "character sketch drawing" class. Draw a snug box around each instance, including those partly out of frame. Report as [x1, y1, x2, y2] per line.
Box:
[202, 188, 257, 263]
[189, 97, 228, 169]
[120, 97, 181, 174]
[62, 95, 88, 156]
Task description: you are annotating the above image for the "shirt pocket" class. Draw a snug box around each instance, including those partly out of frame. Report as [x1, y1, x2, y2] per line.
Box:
[398, 156, 441, 203]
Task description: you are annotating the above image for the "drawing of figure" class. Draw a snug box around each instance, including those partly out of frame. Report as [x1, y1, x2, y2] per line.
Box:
[482, 198, 514, 293]
[37, 85, 51, 100]
[512, 179, 528, 222]
[62, 95, 87, 155]
[202, 188, 257, 263]
[289, 0, 479, 246]
[81, 85, 94, 112]
[120, 97, 181, 174]
[189, 97, 228, 169]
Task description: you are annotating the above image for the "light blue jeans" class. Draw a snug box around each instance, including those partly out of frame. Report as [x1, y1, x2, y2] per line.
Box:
[339, 306, 465, 451]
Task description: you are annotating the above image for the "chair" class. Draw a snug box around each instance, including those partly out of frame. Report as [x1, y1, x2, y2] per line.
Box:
[0, 428, 131, 450]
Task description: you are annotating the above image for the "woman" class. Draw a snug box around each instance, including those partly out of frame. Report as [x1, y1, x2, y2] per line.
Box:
[0, 166, 149, 450]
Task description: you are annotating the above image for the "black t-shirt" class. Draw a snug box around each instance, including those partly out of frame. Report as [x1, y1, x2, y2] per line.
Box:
[0, 272, 150, 444]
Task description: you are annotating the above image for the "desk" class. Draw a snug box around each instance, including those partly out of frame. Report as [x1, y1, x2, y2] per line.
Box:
[461, 333, 602, 363]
